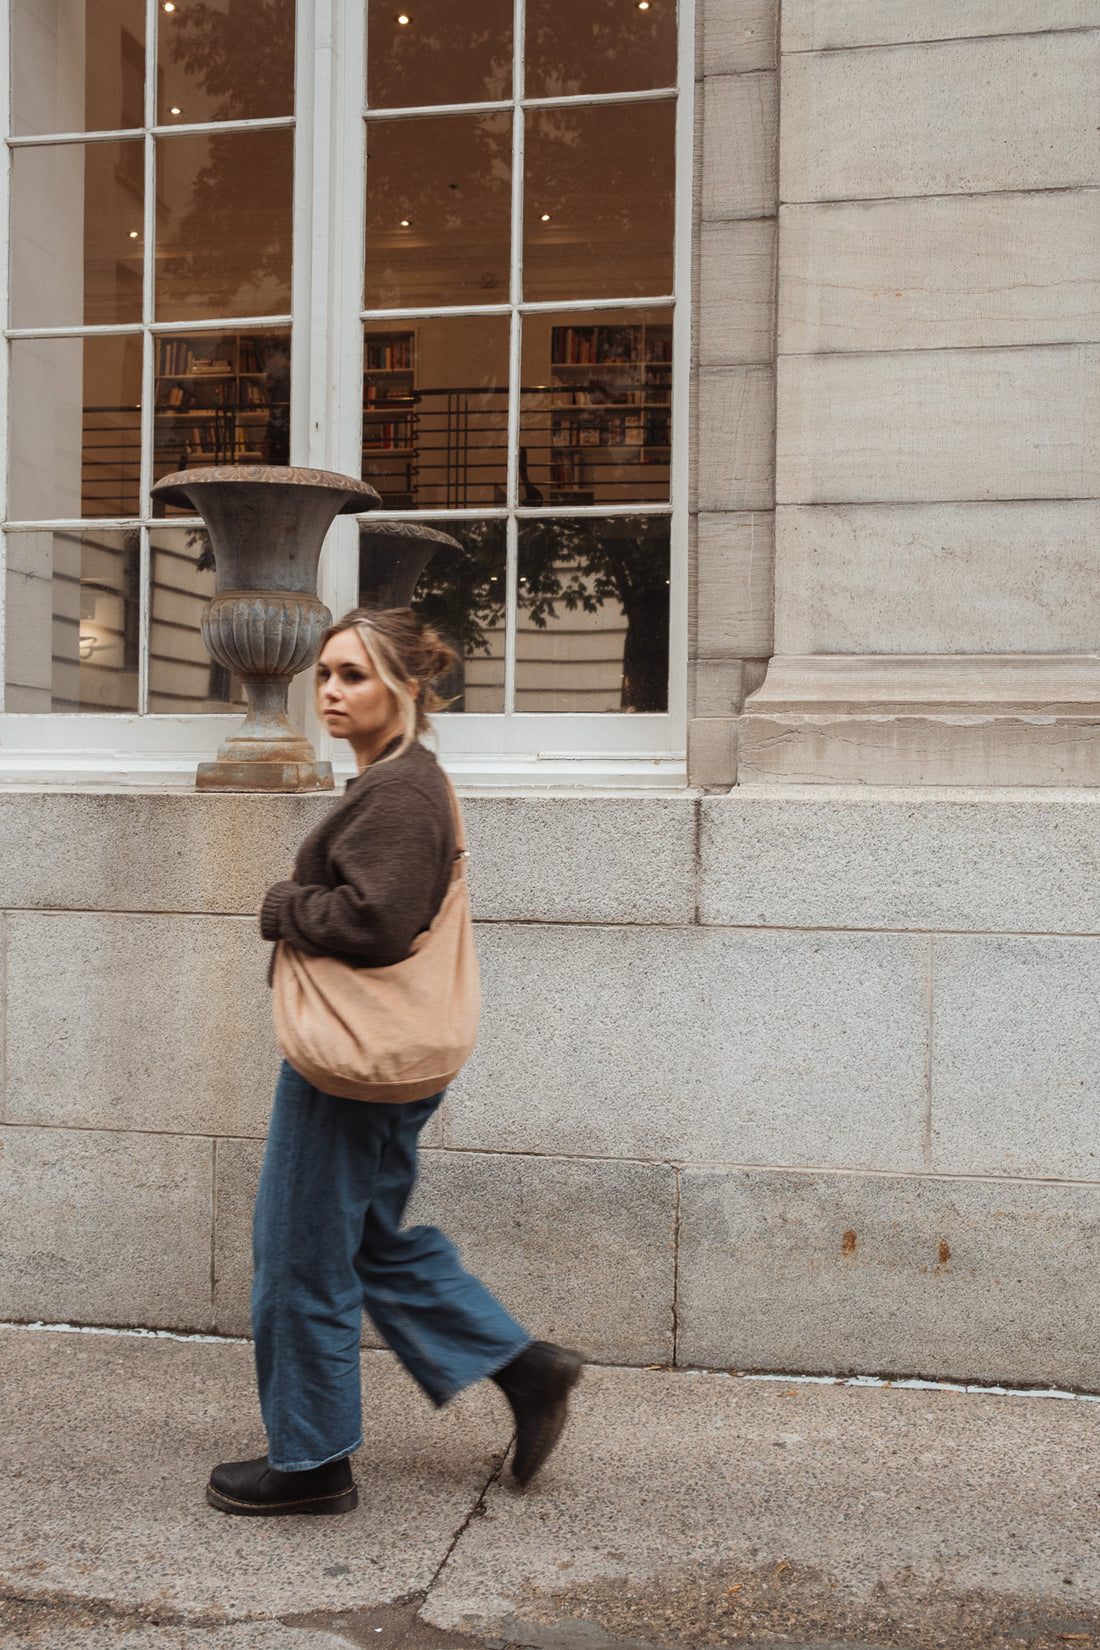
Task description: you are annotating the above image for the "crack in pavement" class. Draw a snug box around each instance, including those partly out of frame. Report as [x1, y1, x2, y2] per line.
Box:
[425, 1441, 514, 1595]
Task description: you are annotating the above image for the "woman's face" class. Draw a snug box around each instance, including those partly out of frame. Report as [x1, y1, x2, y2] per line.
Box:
[315, 630, 408, 768]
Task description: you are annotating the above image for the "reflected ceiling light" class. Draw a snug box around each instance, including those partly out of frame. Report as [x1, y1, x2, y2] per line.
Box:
[129, 230, 139, 238]
[396, 12, 411, 22]
[163, 2, 176, 10]
[540, 212, 551, 221]
[399, 218, 410, 227]
[637, 2, 650, 9]
[170, 106, 182, 115]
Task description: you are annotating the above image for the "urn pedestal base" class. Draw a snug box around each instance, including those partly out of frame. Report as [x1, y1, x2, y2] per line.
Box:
[197, 758, 334, 793]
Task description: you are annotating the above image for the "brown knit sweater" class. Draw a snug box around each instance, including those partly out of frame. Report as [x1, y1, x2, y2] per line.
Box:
[259, 740, 457, 967]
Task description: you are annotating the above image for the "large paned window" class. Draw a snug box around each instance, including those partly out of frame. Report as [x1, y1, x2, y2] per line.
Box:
[1, 0, 690, 781]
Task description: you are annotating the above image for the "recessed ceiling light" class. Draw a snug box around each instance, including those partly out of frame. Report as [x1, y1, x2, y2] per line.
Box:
[170, 106, 181, 115]
[637, 2, 650, 9]
[396, 12, 410, 22]
[163, 2, 175, 11]
[399, 218, 410, 227]
[129, 230, 139, 238]
[540, 213, 550, 221]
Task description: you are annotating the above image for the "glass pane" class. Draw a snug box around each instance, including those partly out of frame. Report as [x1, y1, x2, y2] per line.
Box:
[155, 128, 294, 321]
[153, 329, 291, 506]
[523, 102, 674, 301]
[367, 0, 511, 109]
[516, 516, 669, 712]
[5, 528, 139, 710]
[385, 519, 507, 713]
[364, 113, 511, 308]
[362, 317, 508, 509]
[9, 335, 142, 520]
[148, 526, 247, 711]
[10, 141, 143, 327]
[520, 308, 672, 507]
[11, 0, 145, 135]
[157, 0, 295, 124]
[526, 0, 675, 97]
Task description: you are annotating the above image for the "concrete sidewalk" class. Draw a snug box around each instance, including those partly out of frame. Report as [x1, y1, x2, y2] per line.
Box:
[0, 1326, 1097, 1650]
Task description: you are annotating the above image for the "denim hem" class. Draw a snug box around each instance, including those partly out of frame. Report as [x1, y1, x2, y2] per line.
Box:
[426, 1332, 534, 1410]
[268, 1435, 363, 1474]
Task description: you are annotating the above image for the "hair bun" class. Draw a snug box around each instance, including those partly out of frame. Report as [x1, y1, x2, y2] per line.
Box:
[429, 641, 455, 679]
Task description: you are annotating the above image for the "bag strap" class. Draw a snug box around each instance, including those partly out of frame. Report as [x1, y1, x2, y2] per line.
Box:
[442, 773, 470, 883]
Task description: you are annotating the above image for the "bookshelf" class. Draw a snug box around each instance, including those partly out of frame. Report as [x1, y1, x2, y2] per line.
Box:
[546, 321, 672, 504]
[153, 331, 291, 485]
[362, 330, 418, 509]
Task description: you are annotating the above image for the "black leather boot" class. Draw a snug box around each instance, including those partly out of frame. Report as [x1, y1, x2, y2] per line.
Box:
[206, 1453, 357, 1516]
[492, 1341, 584, 1486]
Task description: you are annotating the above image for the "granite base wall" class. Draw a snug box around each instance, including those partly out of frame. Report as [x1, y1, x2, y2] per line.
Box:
[1, 788, 1097, 1389]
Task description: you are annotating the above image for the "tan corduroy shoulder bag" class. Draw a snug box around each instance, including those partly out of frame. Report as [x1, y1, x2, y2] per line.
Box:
[271, 777, 479, 1103]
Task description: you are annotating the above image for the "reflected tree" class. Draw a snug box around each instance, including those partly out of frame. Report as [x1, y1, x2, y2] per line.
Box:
[166, 1, 294, 120]
[412, 516, 669, 713]
[520, 516, 669, 713]
[160, 3, 294, 314]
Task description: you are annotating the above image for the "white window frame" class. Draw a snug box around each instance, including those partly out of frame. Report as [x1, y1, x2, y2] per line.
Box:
[0, 0, 694, 787]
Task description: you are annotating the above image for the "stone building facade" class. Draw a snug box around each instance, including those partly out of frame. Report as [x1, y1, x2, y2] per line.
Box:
[1, 2, 1098, 1388]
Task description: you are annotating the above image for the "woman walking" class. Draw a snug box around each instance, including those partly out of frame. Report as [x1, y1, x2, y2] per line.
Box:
[207, 608, 582, 1517]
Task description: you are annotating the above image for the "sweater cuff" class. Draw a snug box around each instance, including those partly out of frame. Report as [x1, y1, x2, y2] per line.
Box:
[260, 881, 296, 941]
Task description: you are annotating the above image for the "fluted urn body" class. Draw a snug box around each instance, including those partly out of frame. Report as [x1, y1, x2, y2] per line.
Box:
[151, 465, 381, 791]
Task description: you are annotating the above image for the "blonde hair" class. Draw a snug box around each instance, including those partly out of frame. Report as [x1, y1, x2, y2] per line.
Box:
[319, 607, 457, 761]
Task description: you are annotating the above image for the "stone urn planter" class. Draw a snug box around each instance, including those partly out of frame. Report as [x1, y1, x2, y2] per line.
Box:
[151, 464, 381, 792]
[357, 518, 463, 608]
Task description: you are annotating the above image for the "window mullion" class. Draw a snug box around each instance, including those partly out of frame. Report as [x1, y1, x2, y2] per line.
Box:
[502, 0, 526, 717]
[0, 0, 11, 712]
[665, 0, 697, 733]
[138, 0, 159, 715]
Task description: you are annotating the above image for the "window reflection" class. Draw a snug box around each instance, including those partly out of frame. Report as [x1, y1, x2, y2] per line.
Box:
[11, 0, 145, 135]
[362, 317, 509, 509]
[388, 519, 507, 713]
[367, 0, 511, 109]
[5, 529, 139, 711]
[525, 0, 675, 97]
[153, 329, 291, 503]
[11, 141, 144, 328]
[10, 336, 143, 521]
[520, 308, 672, 507]
[516, 516, 669, 712]
[524, 102, 674, 301]
[155, 128, 294, 321]
[157, 0, 295, 124]
[148, 527, 247, 711]
[364, 112, 511, 309]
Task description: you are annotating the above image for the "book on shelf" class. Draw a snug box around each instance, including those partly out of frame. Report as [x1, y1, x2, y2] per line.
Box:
[363, 419, 413, 451]
[364, 383, 415, 407]
[364, 338, 412, 371]
[550, 324, 645, 366]
[158, 334, 287, 378]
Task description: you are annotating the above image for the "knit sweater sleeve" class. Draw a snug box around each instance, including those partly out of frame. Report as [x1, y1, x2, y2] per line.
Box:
[259, 774, 451, 966]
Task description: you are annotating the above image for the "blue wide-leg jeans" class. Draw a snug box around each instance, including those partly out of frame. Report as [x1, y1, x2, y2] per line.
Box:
[251, 1060, 532, 1472]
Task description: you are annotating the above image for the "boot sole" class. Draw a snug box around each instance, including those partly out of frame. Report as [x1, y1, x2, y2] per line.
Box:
[512, 1350, 584, 1488]
[205, 1483, 359, 1517]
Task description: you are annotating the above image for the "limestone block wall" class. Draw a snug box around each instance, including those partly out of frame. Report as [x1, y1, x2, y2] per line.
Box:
[741, 5, 1100, 784]
[687, 0, 778, 786]
[1, 788, 1098, 1390]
